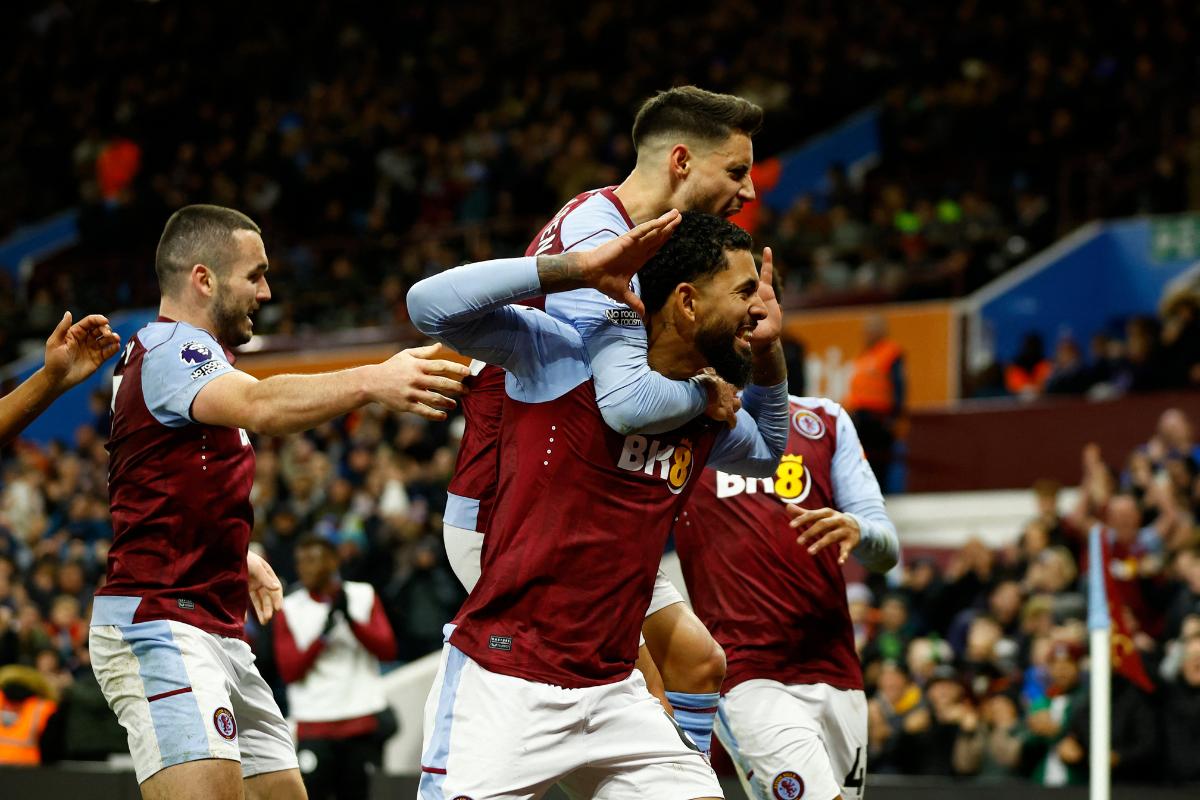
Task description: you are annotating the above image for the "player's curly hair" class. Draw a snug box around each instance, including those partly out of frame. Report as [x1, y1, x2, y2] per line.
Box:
[638, 211, 752, 315]
[632, 86, 763, 152]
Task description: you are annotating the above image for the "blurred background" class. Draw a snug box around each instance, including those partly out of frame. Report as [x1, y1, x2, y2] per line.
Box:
[0, 1, 1198, 797]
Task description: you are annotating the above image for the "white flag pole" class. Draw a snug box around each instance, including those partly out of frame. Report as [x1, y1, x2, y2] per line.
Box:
[1087, 525, 1111, 800]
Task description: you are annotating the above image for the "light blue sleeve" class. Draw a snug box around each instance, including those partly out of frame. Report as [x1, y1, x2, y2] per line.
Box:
[141, 327, 234, 427]
[831, 407, 900, 572]
[406, 257, 590, 400]
[706, 381, 789, 477]
[545, 286, 708, 435]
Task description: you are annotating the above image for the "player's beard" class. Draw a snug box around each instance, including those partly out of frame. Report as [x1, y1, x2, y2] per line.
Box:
[211, 282, 254, 347]
[695, 314, 752, 388]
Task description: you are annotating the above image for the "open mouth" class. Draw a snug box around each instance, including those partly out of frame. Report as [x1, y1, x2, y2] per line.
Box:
[734, 324, 754, 351]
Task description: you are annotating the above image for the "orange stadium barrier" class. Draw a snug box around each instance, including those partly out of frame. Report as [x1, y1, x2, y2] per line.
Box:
[783, 301, 959, 410]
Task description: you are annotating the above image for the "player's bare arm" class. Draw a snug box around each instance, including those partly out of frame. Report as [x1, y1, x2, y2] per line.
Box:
[0, 311, 120, 445]
[536, 209, 682, 313]
[748, 247, 786, 387]
[191, 344, 469, 434]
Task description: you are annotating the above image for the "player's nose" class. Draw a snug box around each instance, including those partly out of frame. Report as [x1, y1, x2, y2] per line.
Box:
[748, 295, 767, 321]
[259, 278, 272, 302]
[740, 176, 756, 203]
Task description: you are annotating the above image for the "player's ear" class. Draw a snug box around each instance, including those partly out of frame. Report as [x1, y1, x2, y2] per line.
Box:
[674, 282, 699, 323]
[191, 263, 217, 298]
[668, 143, 691, 180]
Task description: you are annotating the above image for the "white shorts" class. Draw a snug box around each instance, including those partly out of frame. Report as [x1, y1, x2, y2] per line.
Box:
[90, 619, 298, 784]
[420, 641, 721, 799]
[444, 523, 484, 592]
[715, 680, 867, 800]
[647, 568, 686, 617]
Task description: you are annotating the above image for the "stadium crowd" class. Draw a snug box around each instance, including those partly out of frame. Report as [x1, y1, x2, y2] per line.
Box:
[968, 288, 1200, 399]
[852, 407, 1200, 785]
[4, 0, 1200, 361]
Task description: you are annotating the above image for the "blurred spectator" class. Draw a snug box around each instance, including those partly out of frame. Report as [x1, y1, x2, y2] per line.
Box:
[1021, 641, 1087, 787]
[274, 535, 398, 800]
[866, 661, 926, 774]
[844, 314, 905, 490]
[862, 593, 914, 668]
[39, 640, 127, 762]
[1161, 636, 1200, 784]
[1060, 675, 1158, 785]
[0, 664, 57, 765]
[1004, 333, 1052, 399]
[1043, 337, 1090, 396]
[953, 690, 1023, 778]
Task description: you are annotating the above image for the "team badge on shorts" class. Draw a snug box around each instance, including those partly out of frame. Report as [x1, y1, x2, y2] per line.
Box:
[791, 409, 826, 440]
[213, 706, 237, 740]
[772, 770, 805, 800]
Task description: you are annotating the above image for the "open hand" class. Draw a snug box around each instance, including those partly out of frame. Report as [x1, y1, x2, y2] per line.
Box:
[575, 209, 681, 315]
[370, 344, 471, 420]
[43, 311, 121, 390]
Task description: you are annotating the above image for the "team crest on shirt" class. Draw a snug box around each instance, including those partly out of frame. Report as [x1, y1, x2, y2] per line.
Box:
[791, 409, 826, 440]
[213, 706, 237, 740]
[617, 435, 695, 494]
[180, 340, 214, 365]
[772, 771, 805, 799]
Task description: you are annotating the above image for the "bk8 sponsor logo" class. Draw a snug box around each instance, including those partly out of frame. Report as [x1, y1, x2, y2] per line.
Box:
[716, 453, 811, 504]
[617, 435, 695, 494]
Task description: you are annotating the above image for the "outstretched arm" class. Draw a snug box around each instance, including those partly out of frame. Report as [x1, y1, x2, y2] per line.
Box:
[192, 344, 469, 434]
[0, 312, 120, 446]
[408, 210, 682, 377]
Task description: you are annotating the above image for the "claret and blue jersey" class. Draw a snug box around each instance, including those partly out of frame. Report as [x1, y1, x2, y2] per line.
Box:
[97, 317, 255, 640]
[408, 247, 789, 689]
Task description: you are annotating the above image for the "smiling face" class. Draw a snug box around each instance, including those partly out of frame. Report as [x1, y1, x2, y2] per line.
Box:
[210, 229, 271, 346]
[678, 132, 756, 218]
[690, 248, 765, 386]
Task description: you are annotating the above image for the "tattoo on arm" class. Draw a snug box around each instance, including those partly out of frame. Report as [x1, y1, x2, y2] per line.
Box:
[536, 253, 586, 294]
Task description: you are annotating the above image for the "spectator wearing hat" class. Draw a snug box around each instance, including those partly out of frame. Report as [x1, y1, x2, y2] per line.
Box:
[273, 535, 398, 800]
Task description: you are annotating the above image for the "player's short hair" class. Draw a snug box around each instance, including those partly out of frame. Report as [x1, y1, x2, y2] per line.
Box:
[631, 86, 763, 153]
[155, 204, 261, 296]
[638, 211, 752, 315]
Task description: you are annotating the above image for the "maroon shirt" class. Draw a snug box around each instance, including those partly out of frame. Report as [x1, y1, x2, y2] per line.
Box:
[99, 319, 255, 639]
[676, 398, 865, 692]
[450, 380, 719, 687]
